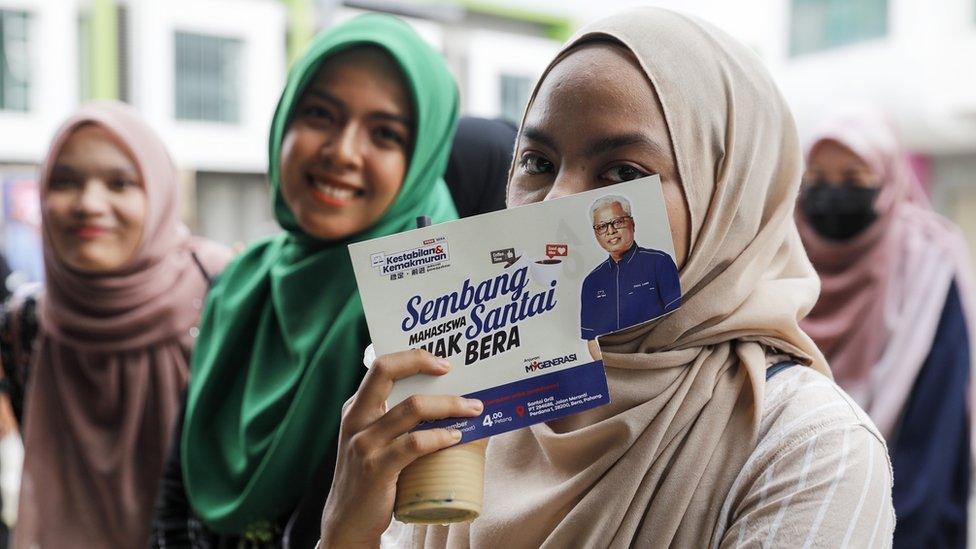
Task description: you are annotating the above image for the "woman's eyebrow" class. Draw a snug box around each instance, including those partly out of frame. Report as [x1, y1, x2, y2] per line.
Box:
[51, 163, 80, 177]
[586, 132, 665, 158]
[368, 111, 412, 127]
[307, 87, 345, 111]
[107, 166, 139, 180]
[521, 126, 558, 151]
[307, 87, 410, 127]
[51, 162, 138, 180]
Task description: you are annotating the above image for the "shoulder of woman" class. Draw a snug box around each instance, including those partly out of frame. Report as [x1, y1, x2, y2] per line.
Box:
[188, 233, 285, 281]
[757, 366, 887, 458]
[715, 367, 894, 548]
[738, 366, 892, 505]
[899, 203, 967, 250]
[188, 237, 234, 278]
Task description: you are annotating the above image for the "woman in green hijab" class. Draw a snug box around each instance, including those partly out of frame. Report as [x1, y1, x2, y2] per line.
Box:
[151, 14, 458, 547]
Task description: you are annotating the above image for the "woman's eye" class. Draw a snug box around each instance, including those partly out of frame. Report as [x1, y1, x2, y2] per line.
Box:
[601, 164, 649, 183]
[109, 178, 138, 192]
[519, 153, 554, 175]
[373, 125, 407, 148]
[49, 179, 80, 191]
[302, 105, 335, 123]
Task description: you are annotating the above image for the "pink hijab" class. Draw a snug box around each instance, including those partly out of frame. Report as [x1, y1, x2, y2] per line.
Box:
[15, 101, 231, 548]
[798, 110, 976, 440]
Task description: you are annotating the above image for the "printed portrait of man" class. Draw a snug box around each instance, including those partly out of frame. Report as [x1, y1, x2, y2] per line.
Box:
[580, 194, 681, 341]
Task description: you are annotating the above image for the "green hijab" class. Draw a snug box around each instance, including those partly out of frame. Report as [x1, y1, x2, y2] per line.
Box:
[181, 14, 459, 534]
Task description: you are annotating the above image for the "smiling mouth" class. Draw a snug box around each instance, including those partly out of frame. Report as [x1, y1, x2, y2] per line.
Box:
[307, 174, 365, 206]
[74, 226, 112, 239]
[606, 236, 622, 245]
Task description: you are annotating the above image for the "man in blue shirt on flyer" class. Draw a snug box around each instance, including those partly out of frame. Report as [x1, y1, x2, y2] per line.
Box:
[580, 194, 681, 342]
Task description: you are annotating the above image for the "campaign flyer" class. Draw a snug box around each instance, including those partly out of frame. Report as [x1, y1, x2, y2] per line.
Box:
[349, 175, 681, 442]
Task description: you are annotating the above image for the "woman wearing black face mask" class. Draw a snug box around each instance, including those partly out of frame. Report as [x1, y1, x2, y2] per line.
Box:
[797, 111, 976, 549]
[800, 176, 880, 240]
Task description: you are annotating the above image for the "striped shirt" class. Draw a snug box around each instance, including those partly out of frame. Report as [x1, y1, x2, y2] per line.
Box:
[712, 366, 895, 548]
[373, 366, 894, 548]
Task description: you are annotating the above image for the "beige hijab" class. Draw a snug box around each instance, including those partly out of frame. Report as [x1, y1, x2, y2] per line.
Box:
[411, 8, 828, 548]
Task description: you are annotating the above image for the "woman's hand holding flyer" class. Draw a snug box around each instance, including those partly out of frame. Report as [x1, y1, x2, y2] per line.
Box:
[347, 175, 682, 525]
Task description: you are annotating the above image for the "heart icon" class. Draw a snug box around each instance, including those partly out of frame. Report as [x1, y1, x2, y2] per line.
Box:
[515, 405, 525, 417]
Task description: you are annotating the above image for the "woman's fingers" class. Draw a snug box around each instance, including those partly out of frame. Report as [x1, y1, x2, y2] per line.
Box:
[368, 394, 483, 442]
[343, 349, 450, 433]
[383, 428, 466, 472]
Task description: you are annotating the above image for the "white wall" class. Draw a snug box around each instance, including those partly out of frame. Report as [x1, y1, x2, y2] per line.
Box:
[766, 0, 976, 154]
[129, 0, 287, 173]
[0, 0, 79, 164]
[462, 29, 559, 119]
[541, 0, 976, 154]
[330, 7, 445, 51]
[317, 8, 561, 121]
[623, 0, 976, 155]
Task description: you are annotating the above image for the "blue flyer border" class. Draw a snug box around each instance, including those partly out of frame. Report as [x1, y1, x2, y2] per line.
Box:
[414, 360, 611, 442]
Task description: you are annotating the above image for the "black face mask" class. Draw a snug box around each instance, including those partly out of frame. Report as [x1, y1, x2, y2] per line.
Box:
[800, 182, 880, 241]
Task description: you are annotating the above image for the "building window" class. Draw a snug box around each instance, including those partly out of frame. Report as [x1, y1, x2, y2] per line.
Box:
[499, 74, 532, 125]
[790, 0, 888, 56]
[0, 10, 30, 111]
[175, 32, 241, 123]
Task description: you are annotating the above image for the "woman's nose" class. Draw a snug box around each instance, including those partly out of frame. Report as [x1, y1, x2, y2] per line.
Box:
[75, 180, 110, 214]
[321, 124, 365, 171]
[543, 170, 592, 201]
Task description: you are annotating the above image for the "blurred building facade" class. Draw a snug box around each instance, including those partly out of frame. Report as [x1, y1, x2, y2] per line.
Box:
[639, 0, 976, 257]
[769, 0, 976, 259]
[0, 0, 289, 259]
[0, 0, 563, 259]
[2, 0, 975, 258]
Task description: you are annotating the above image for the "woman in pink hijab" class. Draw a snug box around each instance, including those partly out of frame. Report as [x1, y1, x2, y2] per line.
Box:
[798, 110, 975, 547]
[0, 101, 231, 548]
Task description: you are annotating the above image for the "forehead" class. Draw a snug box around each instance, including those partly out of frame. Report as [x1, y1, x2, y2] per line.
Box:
[306, 46, 410, 107]
[523, 43, 667, 143]
[593, 202, 626, 219]
[57, 124, 134, 167]
[808, 139, 871, 171]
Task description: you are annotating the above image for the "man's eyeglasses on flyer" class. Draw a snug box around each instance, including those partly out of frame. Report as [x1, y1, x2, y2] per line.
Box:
[592, 215, 633, 235]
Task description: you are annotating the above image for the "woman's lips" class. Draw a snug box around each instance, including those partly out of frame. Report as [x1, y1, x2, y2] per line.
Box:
[74, 226, 111, 239]
[307, 175, 364, 207]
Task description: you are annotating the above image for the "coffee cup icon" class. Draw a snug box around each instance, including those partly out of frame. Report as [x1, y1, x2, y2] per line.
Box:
[529, 258, 563, 287]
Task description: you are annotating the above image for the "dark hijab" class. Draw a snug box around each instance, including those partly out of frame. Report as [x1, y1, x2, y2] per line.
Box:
[444, 117, 517, 217]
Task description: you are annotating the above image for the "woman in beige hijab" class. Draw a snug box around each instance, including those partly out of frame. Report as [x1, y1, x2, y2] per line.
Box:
[319, 8, 894, 547]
